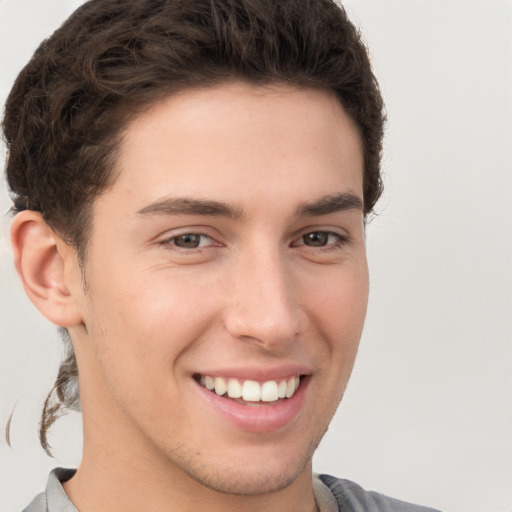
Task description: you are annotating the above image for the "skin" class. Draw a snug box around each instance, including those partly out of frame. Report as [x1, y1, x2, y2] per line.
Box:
[12, 82, 368, 512]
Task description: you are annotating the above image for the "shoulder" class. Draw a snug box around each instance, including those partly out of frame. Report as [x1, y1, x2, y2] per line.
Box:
[318, 474, 442, 512]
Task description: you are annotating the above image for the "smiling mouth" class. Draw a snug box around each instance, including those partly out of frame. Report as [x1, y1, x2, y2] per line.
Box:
[194, 374, 302, 404]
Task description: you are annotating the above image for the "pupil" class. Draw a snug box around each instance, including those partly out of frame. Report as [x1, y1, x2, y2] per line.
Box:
[175, 234, 200, 248]
[304, 232, 328, 246]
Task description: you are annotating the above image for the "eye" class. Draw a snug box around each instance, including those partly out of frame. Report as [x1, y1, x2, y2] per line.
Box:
[295, 231, 346, 248]
[168, 233, 215, 249]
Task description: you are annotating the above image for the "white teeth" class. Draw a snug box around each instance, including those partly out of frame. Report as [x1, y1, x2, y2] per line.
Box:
[227, 378, 242, 398]
[204, 376, 215, 390]
[285, 377, 295, 398]
[201, 375, 301, 402]
[277, 380, 287, 399]
[242, 380, 261, 401]
[214, 376, 227, 396]
[261, 381, 279, 402]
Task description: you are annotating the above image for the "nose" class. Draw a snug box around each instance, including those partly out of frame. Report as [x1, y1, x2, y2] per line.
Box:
[223, 246, 301, 350]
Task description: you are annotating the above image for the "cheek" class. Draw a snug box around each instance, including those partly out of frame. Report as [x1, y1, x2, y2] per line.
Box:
[305, 259, 369, 335]
[302, 260, 368, 390]
[84, 270, 220, 376]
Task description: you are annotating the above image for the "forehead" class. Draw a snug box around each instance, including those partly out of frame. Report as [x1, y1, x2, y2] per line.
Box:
[99, 82, 364, 217]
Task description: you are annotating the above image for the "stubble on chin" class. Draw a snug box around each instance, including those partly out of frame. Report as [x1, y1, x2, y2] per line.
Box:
[164, 424, 329, 497]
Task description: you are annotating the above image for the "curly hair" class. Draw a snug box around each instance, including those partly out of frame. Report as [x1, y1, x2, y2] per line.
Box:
[2, 0, 385, 453]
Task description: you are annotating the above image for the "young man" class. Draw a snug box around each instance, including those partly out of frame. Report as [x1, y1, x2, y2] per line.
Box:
[4, 1, 440, 511]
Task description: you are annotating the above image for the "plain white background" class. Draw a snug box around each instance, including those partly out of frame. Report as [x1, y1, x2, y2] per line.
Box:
[1, 1, 511, 511]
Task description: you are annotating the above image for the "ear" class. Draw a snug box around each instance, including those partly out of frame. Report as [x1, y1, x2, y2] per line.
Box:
[10, 211, 84, 327]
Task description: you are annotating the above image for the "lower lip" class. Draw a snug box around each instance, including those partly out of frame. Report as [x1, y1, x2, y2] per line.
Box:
[194, 377, 309, 432]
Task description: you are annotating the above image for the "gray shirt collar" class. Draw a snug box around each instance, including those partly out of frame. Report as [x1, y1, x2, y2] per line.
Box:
[22, 468, 77, 512]
[23, 468, 338, 512]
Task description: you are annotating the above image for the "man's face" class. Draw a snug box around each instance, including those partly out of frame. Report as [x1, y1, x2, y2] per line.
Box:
[69, 83, 368, 494]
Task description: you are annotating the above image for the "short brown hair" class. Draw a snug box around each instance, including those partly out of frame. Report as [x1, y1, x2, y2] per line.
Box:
[3, 0, 385, 452]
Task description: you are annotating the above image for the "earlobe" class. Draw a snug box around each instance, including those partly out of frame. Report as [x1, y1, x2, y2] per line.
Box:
[10, 211, 84, 327]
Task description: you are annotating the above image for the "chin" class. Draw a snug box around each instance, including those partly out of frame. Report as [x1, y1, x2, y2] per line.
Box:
[202, 471, 297, 495]
[170, 433, 323, 496]
[185, 459, 305, 496]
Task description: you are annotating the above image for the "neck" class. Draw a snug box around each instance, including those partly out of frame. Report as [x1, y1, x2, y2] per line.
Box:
[65, 347, 319, 512]
[64, 450, 317, 512]
[63, 409, 317, 512]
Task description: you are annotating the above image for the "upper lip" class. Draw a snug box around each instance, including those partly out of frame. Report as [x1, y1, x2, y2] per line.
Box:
[192, 364, 312, 382]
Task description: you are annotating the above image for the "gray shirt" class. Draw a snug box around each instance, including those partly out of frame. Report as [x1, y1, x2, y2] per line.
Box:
[22, 468, 441, 512]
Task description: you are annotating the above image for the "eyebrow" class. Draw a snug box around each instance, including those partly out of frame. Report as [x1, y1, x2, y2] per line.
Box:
[294, 193, 363, 217]
[137, 197, 244, 219]
[136, 192, 363, 220]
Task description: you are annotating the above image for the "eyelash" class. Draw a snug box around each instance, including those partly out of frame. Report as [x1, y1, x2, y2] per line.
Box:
[161, 230, 348, 253]
[162, 232, 218, 251]
[292, 231, 348, 251]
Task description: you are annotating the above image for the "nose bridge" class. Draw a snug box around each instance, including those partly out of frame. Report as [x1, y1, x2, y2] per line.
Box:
[224, 241, 300, 347]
